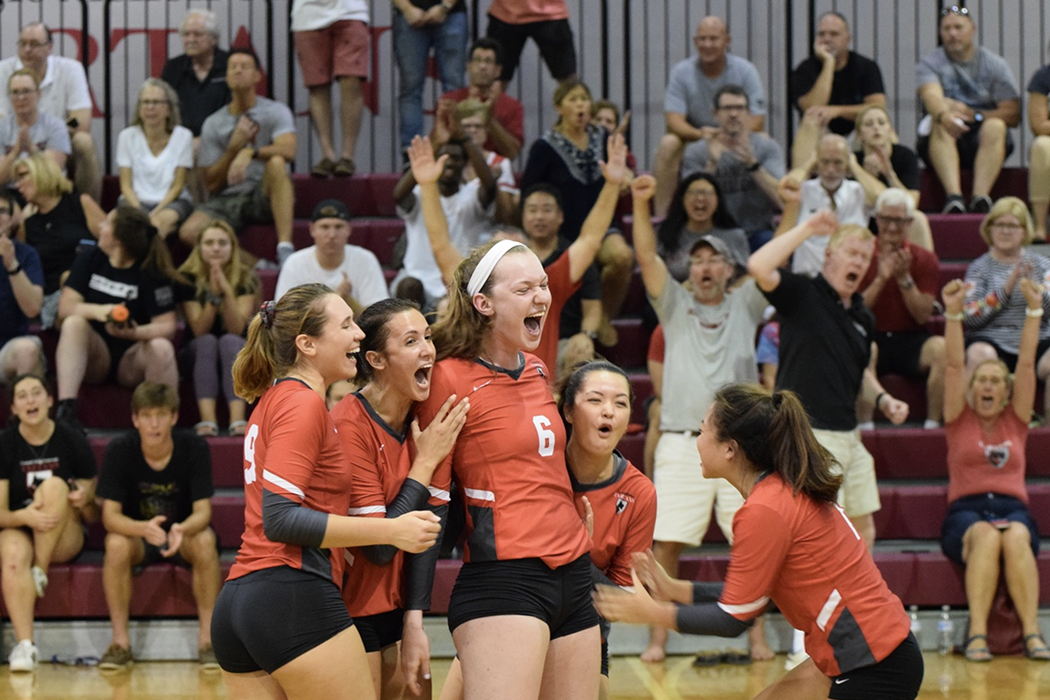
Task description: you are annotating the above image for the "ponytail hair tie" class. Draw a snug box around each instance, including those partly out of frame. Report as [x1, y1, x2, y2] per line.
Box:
[259, 300, 276, 329]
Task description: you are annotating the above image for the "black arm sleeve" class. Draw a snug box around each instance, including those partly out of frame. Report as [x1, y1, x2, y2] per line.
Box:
[261, 489, 328, 547]
[402, 501, 449, 611]
[362, 479, 431, 566]
[675, 602, 753, 638]
[691, 581, 724, 603]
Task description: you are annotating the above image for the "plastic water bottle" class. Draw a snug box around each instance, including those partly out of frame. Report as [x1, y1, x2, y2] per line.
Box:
[937, 605, 954, 655]
[909, 605, 922, 639]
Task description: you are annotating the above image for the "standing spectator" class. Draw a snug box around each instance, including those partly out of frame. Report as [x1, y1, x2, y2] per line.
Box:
[652, 16, 766, 216]
[0, 68, 70, 185]
[96, 381, 221, 670]
[292, 0, 368, 178]
[0, 23, 101, 201]
[656, 173, 749, 282]
[391, 0, 468, 154]
[276, 199, 388, 313]
[180, 49, 297, 266]
[790, 12, 886, 167]
[177, 219, 260, 437]
[0, 191, 45, 381]
[116, 79, 194, 240]
[485, 0, 576, 84]
[160, 10, 231, 139]
[916, 6, 1020, 214]
[1026, 59, 1050, 241]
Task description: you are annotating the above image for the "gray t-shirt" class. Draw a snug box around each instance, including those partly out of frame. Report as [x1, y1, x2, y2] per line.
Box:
[198, 97, 296, 196]
[680, 133, 785, 234]
[916, 46, 1019, 111]
[664, 54, 767, 128]
[0, 111, 71, 160]
[651, 277, 767, 432]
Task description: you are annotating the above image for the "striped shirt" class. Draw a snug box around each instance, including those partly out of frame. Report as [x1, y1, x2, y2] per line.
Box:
[963, 251, 1050, 353]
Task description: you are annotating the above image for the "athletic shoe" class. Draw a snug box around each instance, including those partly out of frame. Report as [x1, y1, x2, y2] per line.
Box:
[784, 650, 810, 671]
[99, 644, 133, 670]
[969, 195, 993, 214]
[942, 195, 966, 214]
[8, 640, 38, 672]
[198, 644, 220, 671]
[31, 565, 47, 598]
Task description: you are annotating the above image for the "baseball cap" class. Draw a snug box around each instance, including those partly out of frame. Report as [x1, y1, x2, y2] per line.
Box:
[311, 199, 352, 222]
[688, 235, 737, 266]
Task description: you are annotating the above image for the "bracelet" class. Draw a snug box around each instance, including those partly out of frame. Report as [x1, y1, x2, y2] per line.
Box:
[944, 311, 965, 321]
[875, 392, 888, 410]
[1026, 307, 1044, 318]
[6, 262, 21, 276]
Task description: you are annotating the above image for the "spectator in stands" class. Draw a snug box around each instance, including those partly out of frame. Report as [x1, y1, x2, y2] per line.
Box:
[326, 378, 353, 410]
[962, 197, 1050, 417]
[592, 100, 629, 137]
[276, 199, 388, 314]
[0, 373, 97, 673]
[161, 10, 231, 139]
[53, 207, 182, 431]
[96, 381, 221, 670]
[391, 0, 468, 154]
[631, 174, 772, 664]
[116, 78, 194, 241]
[652, 16, 766, 216]
[789, 12, 886, 168]
[1026, 59, 1050, 241]
[851, 104, 934, 250]
[180, 48, 297, 266]
[680, 84, 784, 250]
[520, 79, 634, 346]
[12, 153, 104, 328]
[0, 191, 45, 381]
[292, 0, 368, 178]
[656, 173, 748, 282]
[941, 277, 1050, 662]
[0, 68, 70, 186]
[859, 188, 946, 430]
[485, 0, 576, 85]
[177, 219, 260, 438]
[437, 37, 524, 159]
[916, 6, 1020, 214]
[756, 315, 779, 391]
[0, 23, 101, 202]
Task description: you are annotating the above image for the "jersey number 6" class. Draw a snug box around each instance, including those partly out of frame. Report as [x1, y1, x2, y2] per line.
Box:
[533, 415, 555, 457]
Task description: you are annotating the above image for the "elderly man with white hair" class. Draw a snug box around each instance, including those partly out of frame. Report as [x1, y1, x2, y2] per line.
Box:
[160, 9, 231, 139]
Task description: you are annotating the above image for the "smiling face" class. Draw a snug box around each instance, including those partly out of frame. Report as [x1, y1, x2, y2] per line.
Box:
[857, 108, 892, 149]
[437, 143, 467, 187]
[969, 361, 1010, 420]
[476, 251, 551, 354]
[987, 213, 1026, 256]
[8, 74, 39, 120]
[309, 294, 366, 385]
[682, 178, 718, 227]
[693, 17, 729, 66]
[132, 406, 178, 450]
[11, 376, 52, 428]
[688, 244, 733, 304]
[556, 85, 592, 130]
[874, 202, 912, 252]
[522, 190, 564, 243]
[565, 370, 631, 455]
[368, 309, 435, 403]
[823, 232, 875, 300]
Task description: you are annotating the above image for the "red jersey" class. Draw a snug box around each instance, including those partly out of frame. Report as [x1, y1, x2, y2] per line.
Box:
[860, 243, 941, 333]
[228, 379, 352, 586]
[536, 250, 580, 374]
[945, 405, 1029, 504]
[720, 473, 909, 677]
[417, 354, 590, 568]
[569, 453, 656, 587]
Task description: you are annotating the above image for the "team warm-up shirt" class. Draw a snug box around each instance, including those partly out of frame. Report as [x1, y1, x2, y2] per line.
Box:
[719, 472, 909, 677]
[417, 354, 590, 568]
[0, 423, 96, 509]
[569, 453, 656, 587]
[228, 379, 352, 587]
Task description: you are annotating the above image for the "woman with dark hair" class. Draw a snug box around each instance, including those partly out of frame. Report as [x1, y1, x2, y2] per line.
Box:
[331, 298, 468, 699]
[658, 173, 749, 281]
[596, 383, 923, 700]
[213, 283, 442, 700]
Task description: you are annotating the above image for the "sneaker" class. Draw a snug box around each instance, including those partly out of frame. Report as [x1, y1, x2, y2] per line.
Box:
[276, 243, 295, 267]
[969, 194, 993, 213]
[30, 565, 47, 598]
[784, 650, 810, 671]
[55, 399, 85, 434]
[8, 640, 38, 672]
[99, 644, 133, 670]
[942, 194, 966, 214]
[198, 644, 220, 671]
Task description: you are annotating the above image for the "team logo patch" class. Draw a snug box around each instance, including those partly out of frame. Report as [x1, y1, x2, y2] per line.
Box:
[614, 491, 634, 515]
[984, 442, 1010, 469]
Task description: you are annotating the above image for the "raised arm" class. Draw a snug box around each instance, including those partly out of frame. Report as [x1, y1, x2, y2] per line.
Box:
[407, 135, 462, 286]
[941, 279, 967, 423]
[1012, 277, 1043, 421]
[629, 175, 668, 299]
[567, 133, 630, 283]
[749, 209, 839, 292]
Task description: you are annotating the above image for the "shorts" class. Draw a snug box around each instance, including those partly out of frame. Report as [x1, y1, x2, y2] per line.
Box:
[447, 554, 598, 639]
[652, 431, 742, 546]
[0, 335, 46, 377]
[118, 195, 194, 227]
[917, 123, 1015, 170]
[812, 428, 880, 518]
[294, 19, 369, 86]
[965, 336, 1050, 373]
[355, 608, 405, 653]
[486, 15, 576, 82]
[875, 331, 931, 378]
[131, 527, 219, 575]
[211, 566, 354, 674]
[196, 187, 274, 233]
[940, 492, 1040, 563]
[829, 632, 923, 700]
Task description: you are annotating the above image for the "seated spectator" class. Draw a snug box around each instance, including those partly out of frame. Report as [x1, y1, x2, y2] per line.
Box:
[520, 79, 635, 345]
[116, 79, 194, 241]
[0, 190, 45, 381]
[485, 0, 576, 84]
[292, 0, 368, 178]
[179, 49, 297, 266]
[962, 197, 1050, 417]
[591, 98, 638, 171]
[12, 153, 103, 328]
[0, 23, 101, 201]
[276, 199, 388, 314]
[1027, 60, 1050, 241]
[0, 68, 70, 185]
[160, 9, 231, 140]
[941, 277, 1050, 662]
[0, 373, 97, 672]
[916, 6, 1020, 214]
[53, 207, 182, 431]
[177, 219, 260, 437]
[657, 173, 749, 281]
[96, 381, 221, 670]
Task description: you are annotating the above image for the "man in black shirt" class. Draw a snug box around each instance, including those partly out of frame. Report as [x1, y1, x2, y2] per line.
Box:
[160, 9, 231, 138]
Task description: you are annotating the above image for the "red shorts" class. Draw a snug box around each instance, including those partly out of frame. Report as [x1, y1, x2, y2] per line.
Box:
[294, 19, 368, 86]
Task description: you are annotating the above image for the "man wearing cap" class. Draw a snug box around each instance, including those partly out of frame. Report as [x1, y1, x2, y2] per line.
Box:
[630, 174, 773, 663]
[274, 199, 388, 312]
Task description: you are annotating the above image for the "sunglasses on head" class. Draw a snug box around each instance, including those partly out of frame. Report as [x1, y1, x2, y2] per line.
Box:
[941, 5, 969, 17]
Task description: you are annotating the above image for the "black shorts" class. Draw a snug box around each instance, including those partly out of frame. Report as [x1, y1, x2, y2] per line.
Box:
[965, 336, 1050, 373]
[211, 566, 354, 674]
[132, 528, 220, 575]
[875, 332, 931, 378]
[447, 554, 599, 639]
[486, 14, 576, 82]
[829, 632, 923, 700]
[355, 608, 405, 653]
[917, 123, 1014, 170]
[940, 492, 1040, 563]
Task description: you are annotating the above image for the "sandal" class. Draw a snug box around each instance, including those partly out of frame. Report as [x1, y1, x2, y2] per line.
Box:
[333, 157, 355, 177]
[311, 158, 335, 178]
[1025, 634, 1050, 661]
[963, 634, 993, 662]
[194, 421, 219, 437]
[228, 420, 248, 437]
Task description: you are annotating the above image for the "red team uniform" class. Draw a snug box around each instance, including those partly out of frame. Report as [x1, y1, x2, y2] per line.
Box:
[535, 252, 581, 376]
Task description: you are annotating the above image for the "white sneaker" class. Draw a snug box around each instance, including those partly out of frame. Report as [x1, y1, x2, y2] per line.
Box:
[8, 640, 38, 672]
[31, 565, 47, 598]
[784, 650, 809, 671]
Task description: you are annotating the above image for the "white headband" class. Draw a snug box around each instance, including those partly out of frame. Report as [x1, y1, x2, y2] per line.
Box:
[467, 240, 527, 297]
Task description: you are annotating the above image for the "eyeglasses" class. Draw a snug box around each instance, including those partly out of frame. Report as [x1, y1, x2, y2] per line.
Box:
[140, 99, 169, 107]
[875, 215, 914, 227]
[941, 5, 970, 17]
[17, 40, 50, 49]
[9, 88, 36, 97]
[685, 188, 717, 198]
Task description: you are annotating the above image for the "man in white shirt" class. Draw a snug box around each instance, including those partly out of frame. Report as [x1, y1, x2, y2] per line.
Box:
[275, 199, 388, 313]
